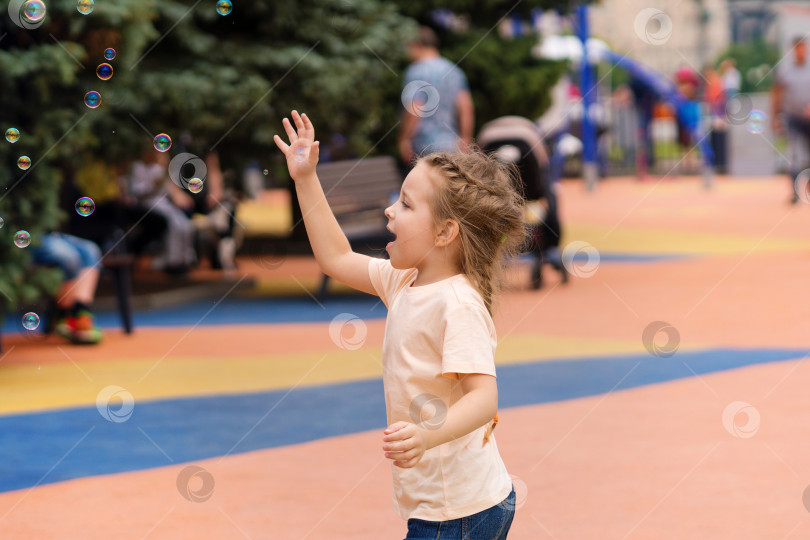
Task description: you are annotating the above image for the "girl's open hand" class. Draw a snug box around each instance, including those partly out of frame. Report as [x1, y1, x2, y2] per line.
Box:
[273, 110, 319, 182]
[382, 421, 428, 469]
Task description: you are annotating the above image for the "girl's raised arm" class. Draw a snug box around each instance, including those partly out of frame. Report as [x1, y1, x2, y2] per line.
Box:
[274, 111, 376, 296]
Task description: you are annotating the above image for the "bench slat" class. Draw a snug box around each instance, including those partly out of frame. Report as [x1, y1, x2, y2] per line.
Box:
[313, 157, 400, 245]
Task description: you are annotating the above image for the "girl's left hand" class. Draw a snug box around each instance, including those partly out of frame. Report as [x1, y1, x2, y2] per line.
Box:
[273, 110, 320, 182]
[382, 422, 428, 469]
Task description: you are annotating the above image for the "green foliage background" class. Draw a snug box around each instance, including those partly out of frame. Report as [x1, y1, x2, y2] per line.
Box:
[714, 38, 781, 93]
[0, 0, 572, 321]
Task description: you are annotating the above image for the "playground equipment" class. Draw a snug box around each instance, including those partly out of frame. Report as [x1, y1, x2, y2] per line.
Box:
[535, 4, 715, 189]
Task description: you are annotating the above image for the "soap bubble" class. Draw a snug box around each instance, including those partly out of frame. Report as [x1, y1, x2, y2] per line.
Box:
[96, 63, 113, 80]
[263, 169, 269, 175]
[5, 128, 20, 143]
[746, 110, 767, 135]
[84, 91, 101, 109]
[77, 0, 93, 14]
[75, 197, 95, 217]
[153, 133, 172, 152]
[187, 178, 204, 193]
[216, 0, 232, 16]
[8, 0, 47, 29]
[14, 230, 31, 248]
[22, 0, 46, 23]
[104, 48, 116, 61]
[0, 217, 4, 229]
[17, 156, 31, 170]
[22, 312, 40, 331]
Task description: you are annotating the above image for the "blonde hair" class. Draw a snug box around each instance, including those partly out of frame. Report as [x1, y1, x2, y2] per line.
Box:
[420, 150, 527, 315]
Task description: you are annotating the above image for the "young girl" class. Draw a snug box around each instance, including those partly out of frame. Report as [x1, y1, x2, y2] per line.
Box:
[275, 111, 525, 539]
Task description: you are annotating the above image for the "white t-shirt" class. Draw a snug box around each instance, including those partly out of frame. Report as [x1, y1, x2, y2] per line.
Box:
[776, 60, 810, 116]
[129, 161, 168, 202]
[368, 257, 512, 521]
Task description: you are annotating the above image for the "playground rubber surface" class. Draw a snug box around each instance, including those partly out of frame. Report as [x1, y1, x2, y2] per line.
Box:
[1, 176, 810, 539]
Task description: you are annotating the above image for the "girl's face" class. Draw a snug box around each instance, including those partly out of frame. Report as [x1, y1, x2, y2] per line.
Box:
[384, 162, 441, 270]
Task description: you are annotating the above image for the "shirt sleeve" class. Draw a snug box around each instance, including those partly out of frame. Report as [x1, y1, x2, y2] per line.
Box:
[401, 65, 419, 112]
[441, 303, 497, 377]
[454, 65, 470, 93]
[367, 257, 417, 309]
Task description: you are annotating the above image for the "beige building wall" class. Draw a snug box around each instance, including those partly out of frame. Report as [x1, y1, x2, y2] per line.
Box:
[589, 0, 731, 78]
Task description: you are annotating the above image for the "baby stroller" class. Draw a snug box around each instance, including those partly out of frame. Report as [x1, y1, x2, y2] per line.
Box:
[478, 116, 567, 289]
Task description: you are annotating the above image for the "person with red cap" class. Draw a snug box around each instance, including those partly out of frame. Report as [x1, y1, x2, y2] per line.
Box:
[674, 66, 702, 172]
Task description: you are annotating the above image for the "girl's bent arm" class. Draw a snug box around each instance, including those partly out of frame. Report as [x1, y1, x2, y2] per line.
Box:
[424, 373, 498, 450]
[383, 373, 498, 468]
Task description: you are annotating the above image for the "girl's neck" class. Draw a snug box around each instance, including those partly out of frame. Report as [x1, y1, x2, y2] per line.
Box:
[411, 263, 462, 287]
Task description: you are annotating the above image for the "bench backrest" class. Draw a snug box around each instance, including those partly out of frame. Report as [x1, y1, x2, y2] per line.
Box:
[317, 156, 402, 238]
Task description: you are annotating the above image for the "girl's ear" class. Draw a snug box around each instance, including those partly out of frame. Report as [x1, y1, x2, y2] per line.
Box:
[435, 219, 459, 247]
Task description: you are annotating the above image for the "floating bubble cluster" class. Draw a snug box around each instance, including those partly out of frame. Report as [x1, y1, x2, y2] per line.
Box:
[96, 63, 113, 80]
[216, 0, 232, 16]
[75, 197, 95, 217]
[17, 156, 31, 170]
[84, 91, 102, 109]
[22, 312, 40, 331]
[14, 230, 31, 248]
[5, 128, 20, 143]
[77, 0, 93, 14]
[153, 133, 172, 152]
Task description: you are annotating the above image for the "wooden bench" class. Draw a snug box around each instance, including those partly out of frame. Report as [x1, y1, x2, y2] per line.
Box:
[0, 254, 134, 352]
[314, 156, 401, 298]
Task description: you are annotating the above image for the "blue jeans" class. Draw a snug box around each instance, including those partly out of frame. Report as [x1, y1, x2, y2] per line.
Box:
[404, 487, 516, 540]
[30, 233, 101, 280]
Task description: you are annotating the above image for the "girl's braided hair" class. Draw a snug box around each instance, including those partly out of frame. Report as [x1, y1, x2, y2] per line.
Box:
[420, 150, 527, 315]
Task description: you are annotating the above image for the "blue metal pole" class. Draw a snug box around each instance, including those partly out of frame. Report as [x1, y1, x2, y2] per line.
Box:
[576, 3, 598, 191]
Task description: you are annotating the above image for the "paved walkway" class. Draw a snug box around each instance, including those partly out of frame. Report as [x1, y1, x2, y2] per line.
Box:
[1, 176, 809, 539]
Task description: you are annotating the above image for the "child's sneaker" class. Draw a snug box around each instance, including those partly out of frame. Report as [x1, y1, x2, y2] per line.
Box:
[55, 310, 103, 345]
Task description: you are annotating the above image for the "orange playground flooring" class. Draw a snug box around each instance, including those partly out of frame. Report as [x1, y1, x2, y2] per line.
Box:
[2, 175, 810, 539]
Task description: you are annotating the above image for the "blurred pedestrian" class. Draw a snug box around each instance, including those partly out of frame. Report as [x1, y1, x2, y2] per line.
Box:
[399, 26, 474, 169]
[704, 65, 729, 174]
[719, 58, 741, 96]
[628, 75, 658, 176]
[611, 84, 638, 172]
[674, 66, 702, 172]
[772, 36, 810, 203]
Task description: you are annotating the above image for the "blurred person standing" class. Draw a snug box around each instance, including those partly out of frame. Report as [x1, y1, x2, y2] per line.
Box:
[704, 66, 729, 174]
[719, 58, 741, 96]
[772, 36, 810, 204]
[628, 75, 658, 176]
[610, 84, 638, 172]
[399, 26, 474, 168]
[674, 66, 702, 172]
